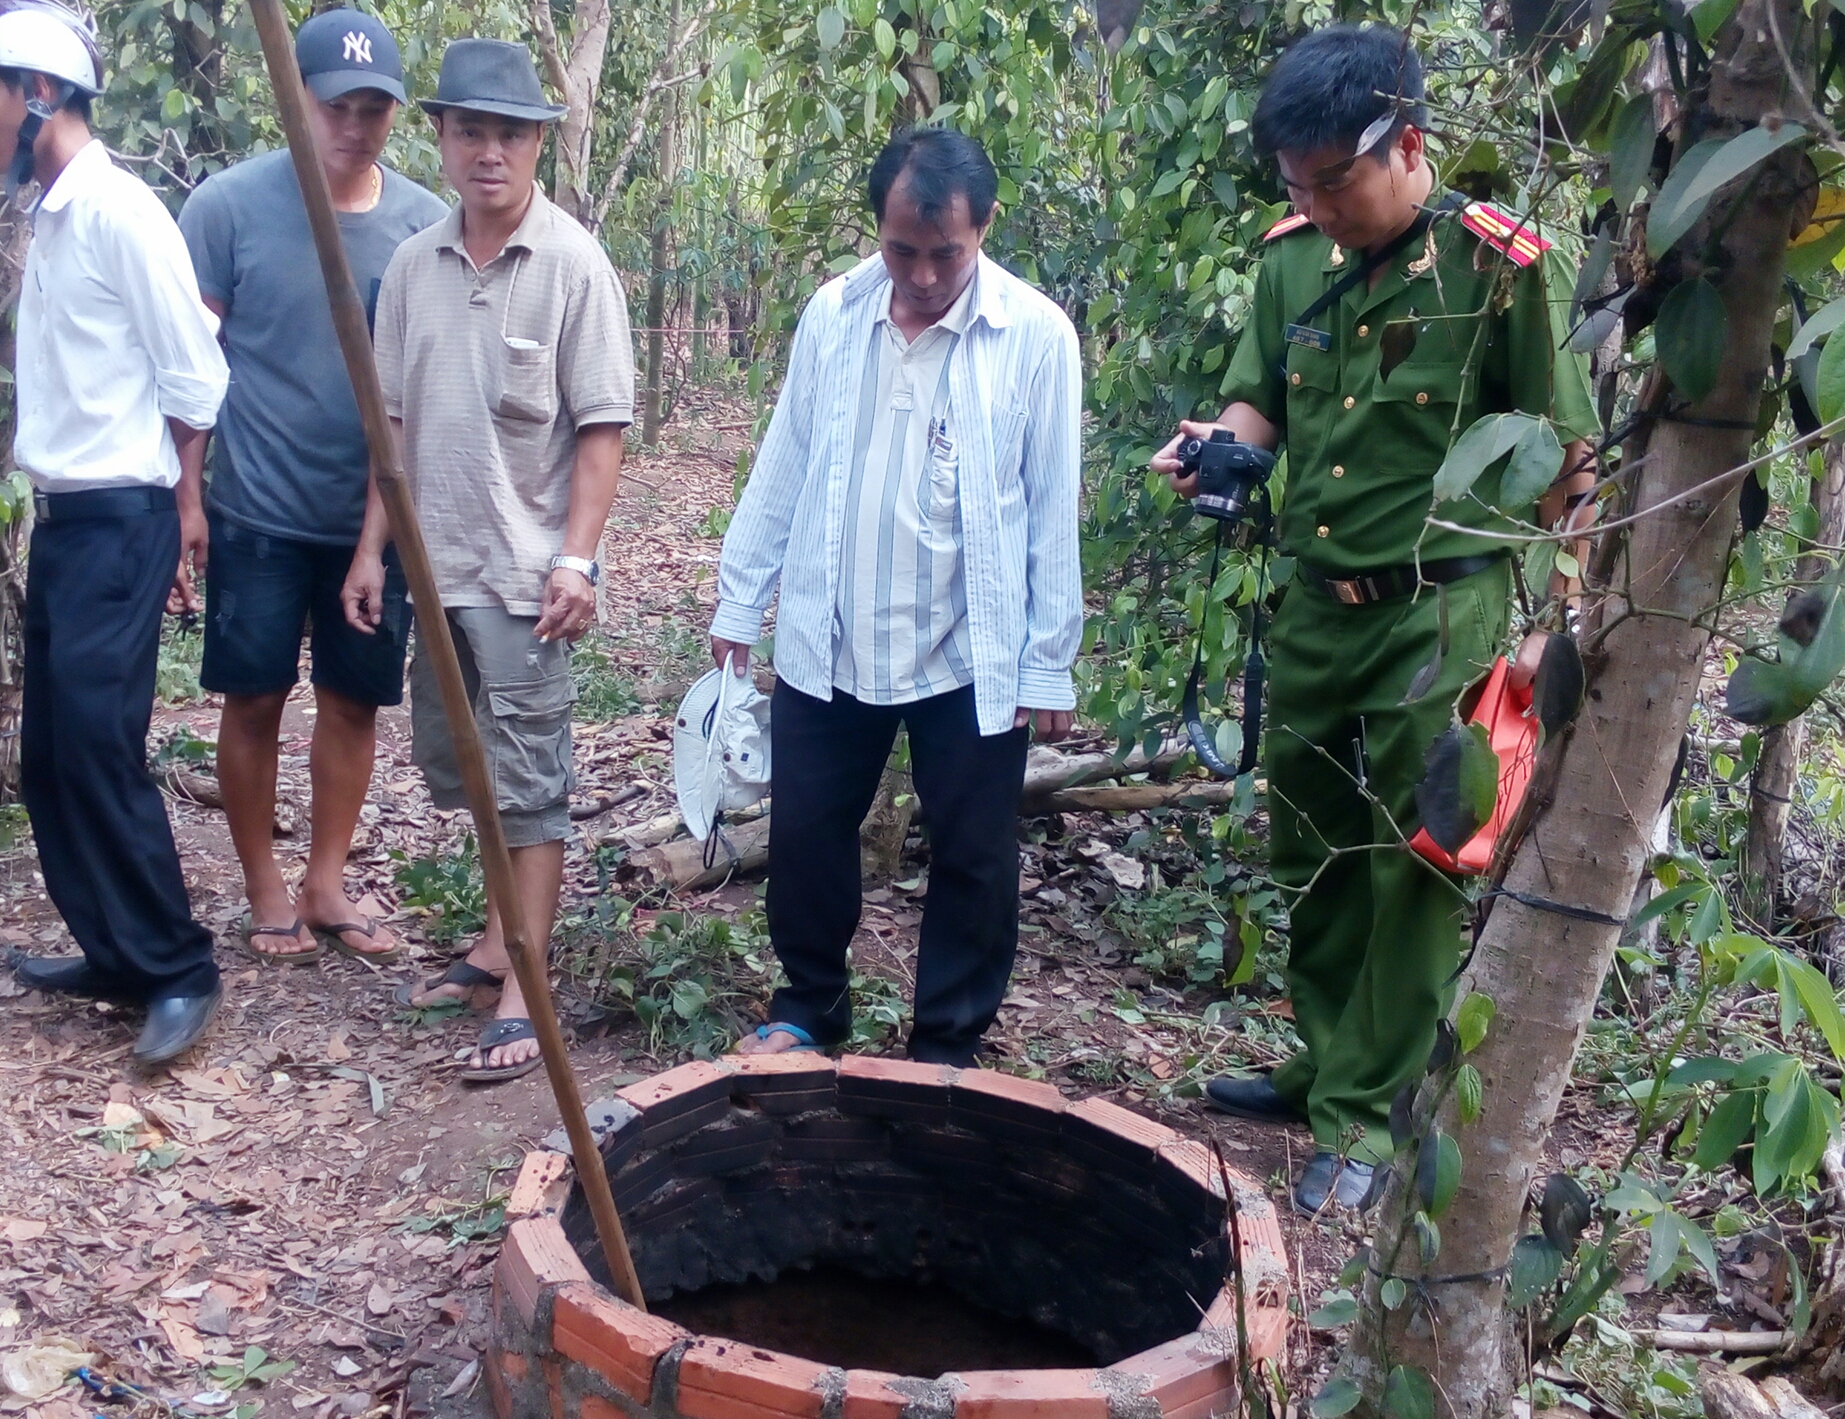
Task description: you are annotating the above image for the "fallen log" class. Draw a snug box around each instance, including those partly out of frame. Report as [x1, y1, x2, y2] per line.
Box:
[569, 783, 646, 821]
[1018, 734, 1191, 803]
[1757, 1379, 1827, 1419]
[1026, 780, 1244, 816]
[619, 816, 770, 893]
[1697, 1364, 1780, 1419]
[158, 766, 294, 836]
[159, 764, 223, 807]
[1696, 1365, 1826, 1419]
[602, 803, 770, 851]
[601, 735, 1212, 890]
[604, 809, 682, 848]
[1643, 1330, 1792, 1355]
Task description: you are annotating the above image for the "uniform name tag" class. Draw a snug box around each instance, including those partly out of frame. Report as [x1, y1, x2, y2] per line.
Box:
[1285, 323, 1333, 352]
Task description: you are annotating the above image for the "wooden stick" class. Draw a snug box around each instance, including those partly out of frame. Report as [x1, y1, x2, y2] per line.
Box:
[1638, 1328, 1792, 1354]
[246, 0, 646, 1312]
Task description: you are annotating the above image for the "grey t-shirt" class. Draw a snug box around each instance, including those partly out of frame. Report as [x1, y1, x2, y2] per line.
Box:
[180, 150, 449, 545]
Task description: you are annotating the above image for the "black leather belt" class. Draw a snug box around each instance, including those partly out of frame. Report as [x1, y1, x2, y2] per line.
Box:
[33, 485, 176, 522]
[1296, 552, 1505, 606]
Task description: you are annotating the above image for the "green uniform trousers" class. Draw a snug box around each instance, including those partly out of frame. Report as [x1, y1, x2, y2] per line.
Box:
[1263, 559, 1510, 1163]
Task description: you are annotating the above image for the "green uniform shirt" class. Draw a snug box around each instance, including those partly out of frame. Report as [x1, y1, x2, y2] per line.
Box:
[1221, 193, 1599, 572]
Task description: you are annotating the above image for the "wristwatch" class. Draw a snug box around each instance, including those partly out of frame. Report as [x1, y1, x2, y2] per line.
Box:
[550, 554, 601, 586]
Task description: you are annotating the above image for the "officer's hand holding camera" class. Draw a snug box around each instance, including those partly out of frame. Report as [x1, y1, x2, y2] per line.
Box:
[1153, 408, 1280, 503]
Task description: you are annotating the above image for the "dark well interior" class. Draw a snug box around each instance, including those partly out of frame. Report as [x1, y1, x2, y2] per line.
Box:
[652, 1265, 1095, 1373]
[557, 1066, 1229, 1373]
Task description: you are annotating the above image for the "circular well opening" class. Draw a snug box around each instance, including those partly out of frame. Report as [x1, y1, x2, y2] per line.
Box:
[502, 1057, 1290, 1416]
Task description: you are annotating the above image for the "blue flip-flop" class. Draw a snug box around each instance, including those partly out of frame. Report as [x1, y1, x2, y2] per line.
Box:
[747, 1022, 821, 1052]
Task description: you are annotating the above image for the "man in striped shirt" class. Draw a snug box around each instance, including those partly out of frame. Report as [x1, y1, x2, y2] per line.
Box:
[710, 128, 1084, 1066]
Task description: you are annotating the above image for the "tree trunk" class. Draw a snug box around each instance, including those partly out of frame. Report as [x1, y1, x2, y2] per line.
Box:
[1742, 435, 1845, 924]
[641, 93, 677, 447]
[1345, 5, 1813, 1414]
[531, 0, 613, 225]
[859, 737, 915, 882]
[692, 278, 710, 381]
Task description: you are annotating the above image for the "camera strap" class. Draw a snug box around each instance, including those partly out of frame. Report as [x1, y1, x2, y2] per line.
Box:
[1182, 486, 1273, 780]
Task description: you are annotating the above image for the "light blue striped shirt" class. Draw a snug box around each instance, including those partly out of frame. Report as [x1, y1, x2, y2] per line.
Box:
[833, 274, 975, 704]
[713, 253, 1084, 737]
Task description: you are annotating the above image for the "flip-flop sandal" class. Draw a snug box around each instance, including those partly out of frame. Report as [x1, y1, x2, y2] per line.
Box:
[238, 913, 323, 967]
[460, 1018, 543, 1084]
[392, 960, 506, 1008]
[737, 1022, 822, 1053]
[312, 915, 403, 964]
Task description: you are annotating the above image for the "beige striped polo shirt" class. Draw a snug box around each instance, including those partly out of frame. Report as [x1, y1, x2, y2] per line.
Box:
[374, 188, 634, 616]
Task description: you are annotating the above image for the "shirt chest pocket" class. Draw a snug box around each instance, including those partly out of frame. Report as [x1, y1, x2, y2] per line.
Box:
[495, 338, 557, 423]
[989, 406, 1029, 476]
[1284, 343, 1339, 398]
[1373, 354, 1468, 412]
[926, 432, 960, 521]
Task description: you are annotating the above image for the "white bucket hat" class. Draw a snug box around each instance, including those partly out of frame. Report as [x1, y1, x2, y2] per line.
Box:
[673, 667, 771, 845]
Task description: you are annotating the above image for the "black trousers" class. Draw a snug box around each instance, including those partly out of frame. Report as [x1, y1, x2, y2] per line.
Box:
[765, 681, 1028, 1064]
[21, 495, 218, 1002]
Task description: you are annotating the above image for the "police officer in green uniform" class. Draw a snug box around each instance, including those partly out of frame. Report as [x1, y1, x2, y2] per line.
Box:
[1152, 25, 1599, 1213]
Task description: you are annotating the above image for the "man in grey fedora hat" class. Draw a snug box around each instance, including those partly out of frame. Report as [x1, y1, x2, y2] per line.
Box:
[342, 38, 636, 1083]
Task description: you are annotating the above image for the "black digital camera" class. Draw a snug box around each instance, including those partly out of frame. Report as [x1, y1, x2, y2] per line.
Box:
[1177, 429, 1277, 525]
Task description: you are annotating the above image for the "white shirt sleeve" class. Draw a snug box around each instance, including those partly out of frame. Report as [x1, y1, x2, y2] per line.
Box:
[1014, 311, 1084, 709]
[98, 189, 228, 432]
[711, 293, 826, 645]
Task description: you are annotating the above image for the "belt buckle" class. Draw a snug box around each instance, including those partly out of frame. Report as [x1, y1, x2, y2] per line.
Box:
[31, 493, 48, 523]
[1330, 578, 1366, 606]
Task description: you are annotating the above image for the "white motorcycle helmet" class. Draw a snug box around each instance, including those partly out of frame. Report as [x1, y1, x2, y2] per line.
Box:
[0, 3, 104, 195]
[0, 5, 104, 96]
[673, 666, 772, 848]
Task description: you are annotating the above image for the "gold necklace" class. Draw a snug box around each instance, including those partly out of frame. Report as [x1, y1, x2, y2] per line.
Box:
[360, 163, 382, 212]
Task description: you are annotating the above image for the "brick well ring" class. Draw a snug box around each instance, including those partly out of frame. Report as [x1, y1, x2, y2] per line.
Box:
[488, 1056, 1289, 1419]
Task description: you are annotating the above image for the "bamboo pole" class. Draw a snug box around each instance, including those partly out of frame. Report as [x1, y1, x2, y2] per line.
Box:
[247, 0, 646, 1312]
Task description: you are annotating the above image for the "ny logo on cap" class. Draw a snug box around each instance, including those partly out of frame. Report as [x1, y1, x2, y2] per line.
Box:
[342, 30, 372, 64]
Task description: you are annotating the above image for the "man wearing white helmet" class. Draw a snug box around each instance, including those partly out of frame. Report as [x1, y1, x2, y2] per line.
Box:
[0, 3, 231, 1064]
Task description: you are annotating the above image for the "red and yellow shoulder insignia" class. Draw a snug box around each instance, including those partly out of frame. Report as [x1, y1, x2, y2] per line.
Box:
[1264, 212, 1314, 241]
[1459, 201, 1550, 267]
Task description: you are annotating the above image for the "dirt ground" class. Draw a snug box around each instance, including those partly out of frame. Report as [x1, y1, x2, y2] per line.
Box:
[0, 394, 1754, 1419]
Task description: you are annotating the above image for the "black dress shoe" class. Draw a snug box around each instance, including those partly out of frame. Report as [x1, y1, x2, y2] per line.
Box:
[1293, 1151, 1377, 1214]
[8, 952, 135, 1002]
[134, 988, 223, 1065]
[1204, 1073, 1307, 1124]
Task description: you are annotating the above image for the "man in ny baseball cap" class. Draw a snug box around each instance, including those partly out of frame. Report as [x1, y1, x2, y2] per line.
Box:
[171, 6, 445, 979]
[294, 7, 406, 104]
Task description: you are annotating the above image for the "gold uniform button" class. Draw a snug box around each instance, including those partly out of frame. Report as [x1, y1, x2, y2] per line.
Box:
[1316, 525, 1330, 538]
[1332, 464, 1345, 478]
[1356, 324, 1370, 337]
[1415, 392, 1429, 405]
[1343, 396, 1356, 410]
[1290, 372, 1302, 386]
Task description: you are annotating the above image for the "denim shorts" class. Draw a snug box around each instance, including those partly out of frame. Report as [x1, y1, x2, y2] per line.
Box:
[200, 512, 411, 706]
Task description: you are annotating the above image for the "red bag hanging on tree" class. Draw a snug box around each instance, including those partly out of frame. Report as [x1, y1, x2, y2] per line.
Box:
[1409, 656, 1539, 875]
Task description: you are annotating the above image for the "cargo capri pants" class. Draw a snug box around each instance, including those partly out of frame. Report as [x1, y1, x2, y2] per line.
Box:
[410, 605, 577, 847]
[1263, 559, 1510, 1164]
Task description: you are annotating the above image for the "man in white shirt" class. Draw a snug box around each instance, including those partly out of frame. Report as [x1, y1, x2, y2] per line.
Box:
[711, 128, 1083, 1066]
[0, 5, 230, 1064]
